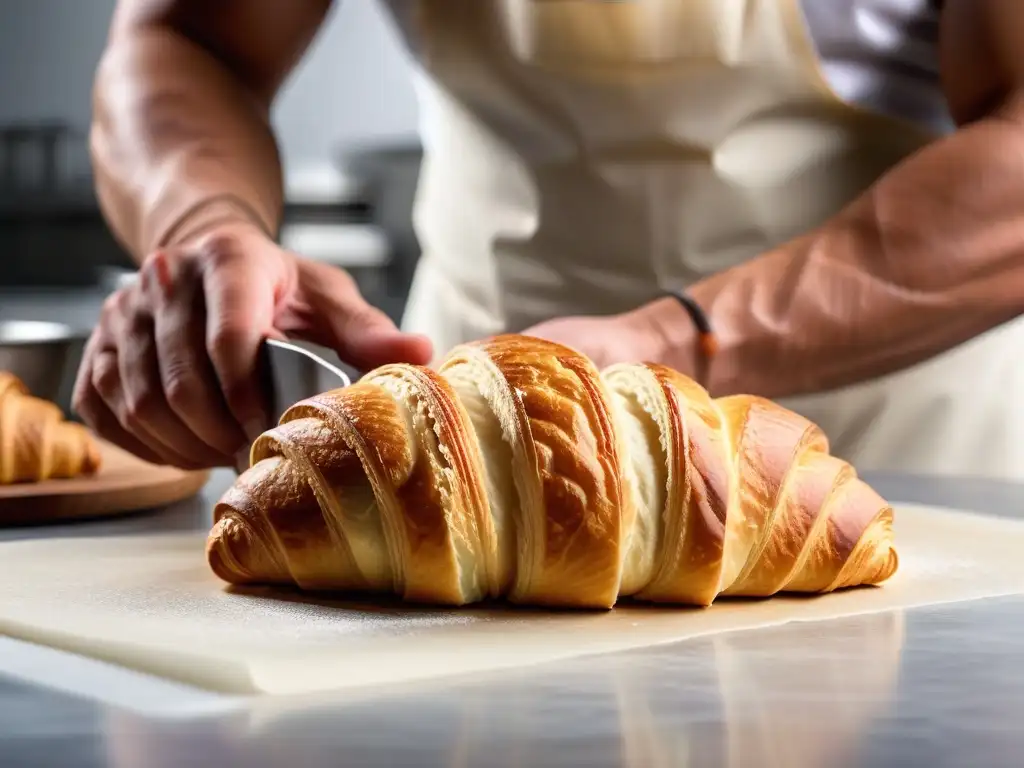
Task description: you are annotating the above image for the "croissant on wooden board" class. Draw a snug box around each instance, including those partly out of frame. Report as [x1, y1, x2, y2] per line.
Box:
[208, 335, 898, 608]
[0, 372, 102, 485]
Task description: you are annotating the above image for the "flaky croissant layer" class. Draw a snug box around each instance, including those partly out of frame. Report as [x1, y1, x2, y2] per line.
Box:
[208, 335, 898, 608]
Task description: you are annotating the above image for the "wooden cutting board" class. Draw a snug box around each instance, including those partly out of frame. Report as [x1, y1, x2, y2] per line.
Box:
[0, 438, 210, 526]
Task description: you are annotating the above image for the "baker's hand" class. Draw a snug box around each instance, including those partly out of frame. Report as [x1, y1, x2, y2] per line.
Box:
[522, 299, 694, 371]
[72, 221, 432, 469]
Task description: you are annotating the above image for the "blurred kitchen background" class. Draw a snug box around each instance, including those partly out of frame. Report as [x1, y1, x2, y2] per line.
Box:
[0, 1, 425, 408]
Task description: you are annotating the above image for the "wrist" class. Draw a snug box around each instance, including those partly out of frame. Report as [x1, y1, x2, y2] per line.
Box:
[621, 296, 702, 374]
[161, 194, 276, 251]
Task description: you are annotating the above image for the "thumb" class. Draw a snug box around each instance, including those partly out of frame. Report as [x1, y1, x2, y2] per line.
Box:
[297, 260, 433, 370]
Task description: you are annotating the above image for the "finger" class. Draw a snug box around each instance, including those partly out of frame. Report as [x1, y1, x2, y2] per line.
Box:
[336, 306, 435, 370]
[145, 250, 249, 455]
[72, 328, 105, 425]
[75, 295, 203, 468]
[201, 242, 278, 442]
[87, 292, 200, 466]
[92, 345, 208, 469]
[117, 291, 229, 467]
[79, 389, 203, 470]
[72, 346, 175, 467]
[295, 260, 433, 369]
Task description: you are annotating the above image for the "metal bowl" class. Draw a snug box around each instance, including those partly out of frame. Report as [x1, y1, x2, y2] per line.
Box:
[0, 320, 89, 411]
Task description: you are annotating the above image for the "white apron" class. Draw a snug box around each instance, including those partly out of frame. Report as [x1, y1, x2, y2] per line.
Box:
[386, 0, 1024, 481]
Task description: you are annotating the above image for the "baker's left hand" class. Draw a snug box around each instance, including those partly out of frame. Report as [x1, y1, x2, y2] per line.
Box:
[522, 300, 692, 371]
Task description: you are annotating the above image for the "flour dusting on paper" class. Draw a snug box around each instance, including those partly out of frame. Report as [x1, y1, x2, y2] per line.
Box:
[0, 504, 1021, 696]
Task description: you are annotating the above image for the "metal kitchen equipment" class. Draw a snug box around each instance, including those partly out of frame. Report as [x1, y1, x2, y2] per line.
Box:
[259, 337, 358, 428]
[236, 337, 359, 474]
[0, 320, 88, 411]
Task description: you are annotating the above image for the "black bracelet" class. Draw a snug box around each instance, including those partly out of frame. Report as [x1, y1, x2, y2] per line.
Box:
[664, 289, 718, 360]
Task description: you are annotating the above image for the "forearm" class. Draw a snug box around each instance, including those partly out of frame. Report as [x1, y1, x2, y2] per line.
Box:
[90, 25, 284, 261]
[651, 106, 1024, 399]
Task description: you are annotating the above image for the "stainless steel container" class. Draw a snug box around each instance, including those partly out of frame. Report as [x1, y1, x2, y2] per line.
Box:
[0, 320, 89, 412]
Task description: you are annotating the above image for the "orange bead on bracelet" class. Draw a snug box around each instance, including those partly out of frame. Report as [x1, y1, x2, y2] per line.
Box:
[665, 290, 717, 356]
[664, 289, 718, 386]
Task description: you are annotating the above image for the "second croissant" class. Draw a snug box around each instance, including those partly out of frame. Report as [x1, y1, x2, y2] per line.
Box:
[0, 372, 102, 485]
[208, 335, 898, 609]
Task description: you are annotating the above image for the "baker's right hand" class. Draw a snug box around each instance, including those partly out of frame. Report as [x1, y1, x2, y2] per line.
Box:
[72, 221, 432, 470]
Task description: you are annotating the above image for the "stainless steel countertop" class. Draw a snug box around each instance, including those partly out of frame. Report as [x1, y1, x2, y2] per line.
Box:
[2, 469, 1023, 768]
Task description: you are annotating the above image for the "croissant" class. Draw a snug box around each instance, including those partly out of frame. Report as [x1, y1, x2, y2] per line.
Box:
[208, 335, 898, 608]
[0, 372, 102, 484]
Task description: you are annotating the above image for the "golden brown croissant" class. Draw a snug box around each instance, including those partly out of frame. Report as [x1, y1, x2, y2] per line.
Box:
[208, 335, 898, 608]
[0, 372, 102, 484]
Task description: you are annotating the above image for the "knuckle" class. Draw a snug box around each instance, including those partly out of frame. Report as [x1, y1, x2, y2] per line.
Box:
[163, 367, 200, 412]
[124, 287, 151, 320]
[206, 322, 246, 362]
[71, 387, 85, 416]
[124, 309, 150, 338]
[117, 408, 142, 434]
[140, 248, 167, 276]
[200, 231, 244, 270]
[100, 291, 125, 323]
[141, 248, 193, 295]
[126, 314, 156, 347]
[71, 370, 91, 406]
[72, 358, 92, 398]
[91, 354, 120, 397]
[71, 387, 97, 425]
[123, 384, 159, 423]
[84, 325, 111, 355]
